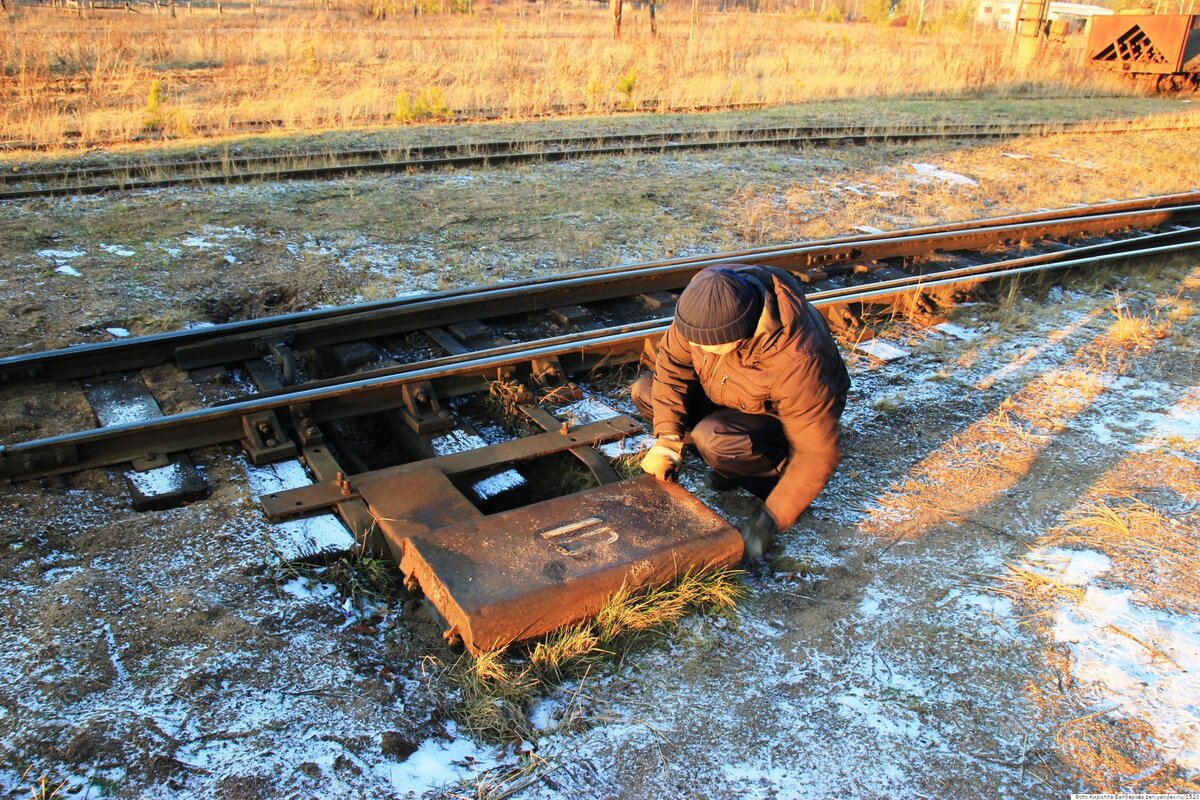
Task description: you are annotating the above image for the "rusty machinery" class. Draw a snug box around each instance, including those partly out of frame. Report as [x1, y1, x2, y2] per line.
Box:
[1087, 13, 1200, 92]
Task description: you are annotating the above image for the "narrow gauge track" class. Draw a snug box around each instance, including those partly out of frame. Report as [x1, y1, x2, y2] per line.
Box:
[4, 119, 1197, 200]
[2, 193, 1199, 501]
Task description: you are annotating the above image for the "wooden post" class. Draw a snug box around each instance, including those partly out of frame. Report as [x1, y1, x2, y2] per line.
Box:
[611, 0, 622, 38]
[649, 0, 657, 35]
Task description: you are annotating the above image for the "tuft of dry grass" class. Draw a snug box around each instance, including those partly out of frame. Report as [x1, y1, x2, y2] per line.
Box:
[995, 564, 1085, 605]
[1049, 493, 1200, 616]
[443, 566, 744, 742]
[22, 770, 67, 800]
[1103, 292, 1169, 351]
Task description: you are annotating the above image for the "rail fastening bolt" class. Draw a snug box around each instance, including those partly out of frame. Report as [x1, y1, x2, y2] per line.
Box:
[266, 438, 278, 448]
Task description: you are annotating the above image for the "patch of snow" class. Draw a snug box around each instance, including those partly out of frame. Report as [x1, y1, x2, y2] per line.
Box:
[387, 730, 500, 797]
[1000, 152, 1032, 160]
[431, 428, 488, 456]
[241, 460, 356, 560]
[38, 248, 86, 260]
[472, 469, 524, 500]
[1023, 547, 1112, 586]
[106, 327, 131, 338]
[932, 322, 978, 341]
[908, 163, 979, 186]
[853, 339, 909, 362]
[1135, 387, 1200, 451]
[99, 244, 136, 257]
[95, 397, 159, 428]
[1026, 547, 1200, 769]
[597, 434, 654, 459]
[100, 621, 128, 682]
[55, 265, 82, 277]
[280, 577, 340, 602]
[555, 397, 620, 426]
[125, 462, 185, 495]
[224, 253, 238, 265]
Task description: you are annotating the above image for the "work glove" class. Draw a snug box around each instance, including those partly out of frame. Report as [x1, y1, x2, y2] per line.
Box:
[640, 437, 684, 481]
[738, 507, 779, 562]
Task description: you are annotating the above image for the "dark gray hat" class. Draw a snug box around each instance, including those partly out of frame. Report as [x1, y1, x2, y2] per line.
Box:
[674, 267, 763, 346]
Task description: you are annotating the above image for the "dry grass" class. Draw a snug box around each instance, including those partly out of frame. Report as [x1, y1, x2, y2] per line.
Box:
[1047, 487, 1200, 615]
[995, 564, 1085, 604]
[1102, 292, 1169, 352]
[0, 3, 1131, 147]
[1055, 714, 1200, 794]
[442, 566, 744, 743]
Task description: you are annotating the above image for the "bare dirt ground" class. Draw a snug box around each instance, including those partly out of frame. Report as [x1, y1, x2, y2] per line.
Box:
[0, 100, 1197, 798]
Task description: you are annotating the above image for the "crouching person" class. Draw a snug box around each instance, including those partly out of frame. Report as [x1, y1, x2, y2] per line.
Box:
[634, 264, 851, 560]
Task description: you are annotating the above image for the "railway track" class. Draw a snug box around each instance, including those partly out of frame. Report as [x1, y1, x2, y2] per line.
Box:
[4, 191, 1198, 649]
[2, 191, 1198, 482]
[4, 119, 1198, 200]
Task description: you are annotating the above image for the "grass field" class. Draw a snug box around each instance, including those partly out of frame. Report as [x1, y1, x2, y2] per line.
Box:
[0, 2, 1135, 147]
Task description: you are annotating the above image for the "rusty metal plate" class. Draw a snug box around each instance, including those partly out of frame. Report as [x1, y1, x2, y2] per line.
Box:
[399, 474, 743, 654]
[356, 467, 482, 559]
[1088, 14, 1194, 73]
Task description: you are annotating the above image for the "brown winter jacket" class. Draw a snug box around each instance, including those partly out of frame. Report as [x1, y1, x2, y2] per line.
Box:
[650, 264, 851, 530]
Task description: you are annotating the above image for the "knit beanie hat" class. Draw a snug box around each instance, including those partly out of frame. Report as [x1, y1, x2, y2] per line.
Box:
[674, 266, 763, 346]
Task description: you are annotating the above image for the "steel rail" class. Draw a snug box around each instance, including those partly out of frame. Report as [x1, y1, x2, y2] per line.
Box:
[3, 235, 1198, 484]
[209, 222, 1200, 403]
[3, 193, 1199, 384]
[5, 119, 1198, 201]
[162, 204, 1200, 368]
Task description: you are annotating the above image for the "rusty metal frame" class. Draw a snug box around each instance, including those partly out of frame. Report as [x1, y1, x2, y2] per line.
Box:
[258, 415, 641, 520]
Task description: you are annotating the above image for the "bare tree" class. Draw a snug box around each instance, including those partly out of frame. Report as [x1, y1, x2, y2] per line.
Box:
[649, 0, 657, 36]
[612, 0, 622, 38]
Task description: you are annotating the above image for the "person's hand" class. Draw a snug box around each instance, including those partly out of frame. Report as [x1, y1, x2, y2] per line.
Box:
[738, 507, 778, 561]
[640, 437, 683, 481]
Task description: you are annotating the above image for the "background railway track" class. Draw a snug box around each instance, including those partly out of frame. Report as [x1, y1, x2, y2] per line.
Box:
[2, 193, 1198, 527]
[4, 119, 1199, 200]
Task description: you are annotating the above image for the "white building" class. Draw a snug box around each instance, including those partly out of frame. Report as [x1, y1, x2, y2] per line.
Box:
[976, 0, 1113, 32]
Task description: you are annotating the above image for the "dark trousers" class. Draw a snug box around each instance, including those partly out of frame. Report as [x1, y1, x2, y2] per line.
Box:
[630, 372, 786, 500]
